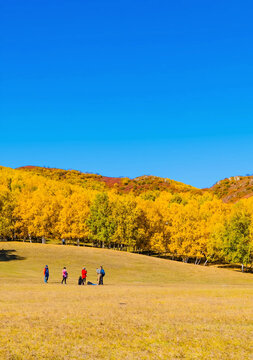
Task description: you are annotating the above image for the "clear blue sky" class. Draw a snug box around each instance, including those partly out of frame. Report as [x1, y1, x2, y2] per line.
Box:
[1, 0, 253, 188]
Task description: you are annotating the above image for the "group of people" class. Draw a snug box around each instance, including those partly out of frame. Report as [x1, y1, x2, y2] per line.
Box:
[43, 265, 105, 285]
[78, 266, 105, 285]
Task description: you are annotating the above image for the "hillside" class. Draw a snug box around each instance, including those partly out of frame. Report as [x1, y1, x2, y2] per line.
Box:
[16, 165, 202, 195]
[1, 242, 251, 285]
[210, 175, 253, 203]
[1, 164, 253, 271]
[17, 166, 253, 203]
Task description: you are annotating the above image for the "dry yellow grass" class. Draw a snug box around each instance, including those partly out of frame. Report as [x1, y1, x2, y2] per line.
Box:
[0, 242, 252, 359]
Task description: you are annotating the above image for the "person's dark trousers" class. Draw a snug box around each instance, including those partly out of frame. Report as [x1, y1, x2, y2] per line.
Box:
[100, 275, 104, 285]
[44, 275, 49, 283]
[82, 278, 86, 285]
[61, 277, 67, 284]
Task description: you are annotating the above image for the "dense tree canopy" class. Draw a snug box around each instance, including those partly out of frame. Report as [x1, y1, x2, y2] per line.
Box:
[0, 166, 253, 270]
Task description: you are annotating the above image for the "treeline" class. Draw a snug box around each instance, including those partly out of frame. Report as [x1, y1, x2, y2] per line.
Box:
[0, 167, 253, 271]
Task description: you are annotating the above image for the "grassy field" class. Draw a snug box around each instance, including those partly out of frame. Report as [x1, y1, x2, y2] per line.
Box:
[0, 242, 252, 360]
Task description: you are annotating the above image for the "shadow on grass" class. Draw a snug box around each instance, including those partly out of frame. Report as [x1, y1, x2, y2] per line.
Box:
[0, 249, 25, 262]
[217, 264, 252, 273]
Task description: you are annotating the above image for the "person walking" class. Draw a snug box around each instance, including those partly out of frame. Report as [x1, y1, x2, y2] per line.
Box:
[81, 267, 87, 285]
[44, 265, 49, 283]
[61, 267, 68, 284]
[100, 266, 105, 285]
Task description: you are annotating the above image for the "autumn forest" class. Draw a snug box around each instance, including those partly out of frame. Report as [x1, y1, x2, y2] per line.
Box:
[0, 166, 253, 271]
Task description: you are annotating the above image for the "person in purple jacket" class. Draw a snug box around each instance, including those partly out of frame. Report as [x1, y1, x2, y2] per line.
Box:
[61, 267, 68, 284]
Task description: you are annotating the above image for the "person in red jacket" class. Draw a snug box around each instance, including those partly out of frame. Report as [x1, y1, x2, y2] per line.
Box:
[81, 267, 87, 285]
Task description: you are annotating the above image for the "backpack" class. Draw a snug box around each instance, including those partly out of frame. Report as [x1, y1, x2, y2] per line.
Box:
[78, 276, 82, 285]
[101, 269, 105, 276]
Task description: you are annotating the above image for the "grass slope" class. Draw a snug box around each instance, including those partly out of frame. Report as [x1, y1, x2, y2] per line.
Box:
[0, 242, 252, 360]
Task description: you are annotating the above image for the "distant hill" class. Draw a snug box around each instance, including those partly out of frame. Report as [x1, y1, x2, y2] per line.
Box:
[210, 175, 253, 203]
[14, 166, 253, 202]
[16, 165, 202, 196]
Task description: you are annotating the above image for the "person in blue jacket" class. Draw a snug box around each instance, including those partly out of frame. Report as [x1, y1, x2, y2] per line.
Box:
[99, 266, 105, 285]
[44, 265, 49, 283]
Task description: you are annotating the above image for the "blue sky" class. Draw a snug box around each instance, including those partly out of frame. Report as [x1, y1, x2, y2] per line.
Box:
[1, 0, 253, 188]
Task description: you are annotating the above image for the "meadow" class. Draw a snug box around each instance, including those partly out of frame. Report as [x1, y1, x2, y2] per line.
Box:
[0, 242, 252, 360]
